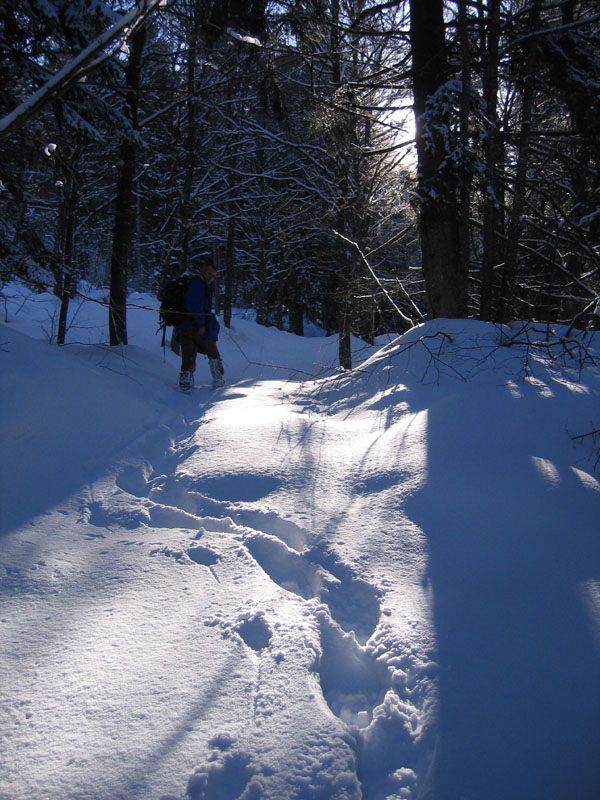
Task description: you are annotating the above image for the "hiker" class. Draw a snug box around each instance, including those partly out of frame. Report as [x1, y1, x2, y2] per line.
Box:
[173, 263, 225, 391]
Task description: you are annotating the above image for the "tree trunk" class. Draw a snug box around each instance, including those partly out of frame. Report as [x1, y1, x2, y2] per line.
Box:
[457, 0, 472, 308]
[331, 0, 352, 369]
[178, 7, 200, 275]
[223, 173, 235, 329]
[337, 233, 352, 369]
[497, 0, 541, 321]
[479, 0, 503, 321]
[410, 0, 466, 319]
[255, 242, 267, 326]
[557, 0, 600, 277]
[287, 265, 304, 336]
[254, 145, 267, 327]
[57, 175, 78, 345]
[108, 24, 146, 346]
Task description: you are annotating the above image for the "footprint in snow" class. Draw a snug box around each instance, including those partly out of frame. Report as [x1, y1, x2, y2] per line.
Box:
[187, 544, 221, 567]
[83, 499, 152, 530]
[81, 493, 202, 532]
[243, 532, 380, 644]
[115, 463, 153, 498]
[234, 611, 272, 652]
[147, 503, 202, 529]
[316, 609, 391, 729]
[187, 544, 222, 582]
[194, 473, 282, 503]
[234, 507, 309, 551]
[207, 611, 273, 653]
[241, 531, 391, 728]
[187, 737, 260, 800]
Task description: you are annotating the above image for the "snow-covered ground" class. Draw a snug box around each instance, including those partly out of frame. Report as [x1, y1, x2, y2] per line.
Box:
[1, 281, 599, 800]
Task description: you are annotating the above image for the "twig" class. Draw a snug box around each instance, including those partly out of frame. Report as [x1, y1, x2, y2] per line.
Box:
[332, 230, 423, 328]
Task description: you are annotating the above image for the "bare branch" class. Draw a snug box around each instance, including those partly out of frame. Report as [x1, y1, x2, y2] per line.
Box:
[333, 229, 422, 328]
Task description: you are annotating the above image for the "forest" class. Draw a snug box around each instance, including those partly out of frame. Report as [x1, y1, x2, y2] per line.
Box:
[1, 0, 599, 367]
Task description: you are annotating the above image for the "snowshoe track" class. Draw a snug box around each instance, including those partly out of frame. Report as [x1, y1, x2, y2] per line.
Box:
[71, 409, 430, 800]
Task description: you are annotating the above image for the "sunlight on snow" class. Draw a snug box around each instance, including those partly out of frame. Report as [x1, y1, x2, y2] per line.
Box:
[570, 466, 600, 493]
[505, 379, 523, 399]
[525, 376, 555, 398]
[530, 456, 561, 488]
[551, 374, 591, 395]
[391, 407, 430, 491]
[210, 389, 288, 429]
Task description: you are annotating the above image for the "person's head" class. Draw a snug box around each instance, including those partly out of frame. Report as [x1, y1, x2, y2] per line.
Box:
[200, 264, 217, 285]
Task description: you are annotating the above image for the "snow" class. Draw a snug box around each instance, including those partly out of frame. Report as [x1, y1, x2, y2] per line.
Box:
[227, 29, 262, 48]
[1, 281, 600, 800]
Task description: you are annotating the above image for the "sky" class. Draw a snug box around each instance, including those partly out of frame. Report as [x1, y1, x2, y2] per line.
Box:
[1, 281, 599, 800]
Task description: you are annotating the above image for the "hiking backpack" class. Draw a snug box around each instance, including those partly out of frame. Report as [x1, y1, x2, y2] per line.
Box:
[159, 275, 192, 328]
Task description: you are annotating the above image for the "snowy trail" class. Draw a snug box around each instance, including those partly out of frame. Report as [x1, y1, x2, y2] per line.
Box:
[1, 378, 434, 800]
[103, 380, 438, 799]
[2, 289, 600, 800]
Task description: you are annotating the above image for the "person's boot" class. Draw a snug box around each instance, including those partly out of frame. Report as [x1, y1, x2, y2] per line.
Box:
[208, 358, 225, 388]
[178, 370, 194, 391]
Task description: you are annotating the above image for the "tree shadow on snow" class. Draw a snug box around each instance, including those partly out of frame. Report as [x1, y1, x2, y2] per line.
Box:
[406, 382, 600, 800]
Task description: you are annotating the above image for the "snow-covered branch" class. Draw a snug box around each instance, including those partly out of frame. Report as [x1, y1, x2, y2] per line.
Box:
[0, 0, 166, 140]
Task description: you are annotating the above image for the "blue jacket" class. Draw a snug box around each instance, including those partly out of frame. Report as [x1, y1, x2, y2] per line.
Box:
[176, 277, 220, 341]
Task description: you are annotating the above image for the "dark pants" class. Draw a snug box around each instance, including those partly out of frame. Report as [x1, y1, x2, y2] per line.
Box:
[178, 328, 221, 373]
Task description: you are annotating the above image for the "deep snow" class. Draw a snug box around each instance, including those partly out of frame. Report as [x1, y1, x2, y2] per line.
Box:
[1, 281, 599, 800]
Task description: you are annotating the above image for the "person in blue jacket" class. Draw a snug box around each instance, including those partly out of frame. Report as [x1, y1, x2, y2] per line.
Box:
[175, 263, 225, 390]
